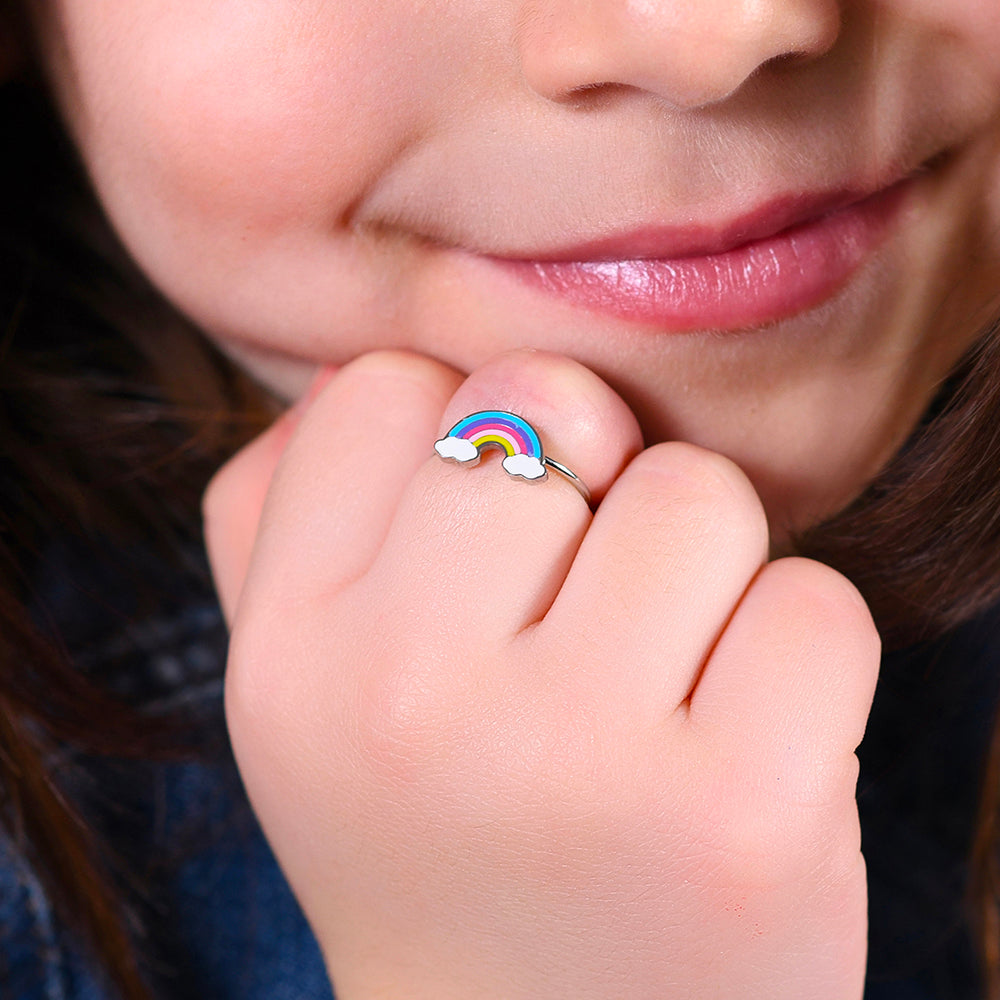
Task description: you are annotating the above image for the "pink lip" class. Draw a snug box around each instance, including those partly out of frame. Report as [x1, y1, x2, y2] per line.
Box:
[496, 180, 912, 331]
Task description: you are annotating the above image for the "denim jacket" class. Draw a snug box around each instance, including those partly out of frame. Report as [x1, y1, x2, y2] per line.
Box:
[0, 566, 331, 1000]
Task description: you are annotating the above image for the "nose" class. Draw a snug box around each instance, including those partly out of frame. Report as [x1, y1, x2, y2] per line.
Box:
[517, 0, 842, 110]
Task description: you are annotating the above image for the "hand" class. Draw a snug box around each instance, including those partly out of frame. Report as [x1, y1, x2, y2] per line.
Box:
[204, 349, 880, 1000]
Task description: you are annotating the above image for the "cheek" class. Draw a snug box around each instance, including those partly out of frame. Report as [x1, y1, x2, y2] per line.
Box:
[885, 0, 1000, 77]
[51, 1, 434, 246]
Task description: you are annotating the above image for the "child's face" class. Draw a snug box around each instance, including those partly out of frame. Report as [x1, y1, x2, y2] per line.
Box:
[36, 1, 1000, 533]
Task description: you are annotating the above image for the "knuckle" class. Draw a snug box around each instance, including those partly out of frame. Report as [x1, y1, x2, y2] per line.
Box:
[705, 762, 863, 892]
[761, 557, 880, 659]
[437, 350, 641, 501]
[338, 349, 461, 406]
[632, 442, 765, 516]
[749, 558, 880, 753]
[461, 348, 599, 403]
[617, 442, 769, 551]
[458, 349, 633, 434]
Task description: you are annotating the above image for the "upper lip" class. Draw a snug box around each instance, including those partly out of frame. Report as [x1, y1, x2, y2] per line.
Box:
[497, 175, 913, 264]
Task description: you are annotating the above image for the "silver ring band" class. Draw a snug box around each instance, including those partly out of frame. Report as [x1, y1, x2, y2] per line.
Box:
[541, 457, 592, 506]
[434, 410, 592, 506]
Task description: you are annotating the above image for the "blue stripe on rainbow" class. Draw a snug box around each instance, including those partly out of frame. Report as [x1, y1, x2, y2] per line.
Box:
[446, 411, 544, 460]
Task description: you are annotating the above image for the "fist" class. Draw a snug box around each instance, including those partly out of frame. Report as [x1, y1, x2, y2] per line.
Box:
[204, 349, 879, 1000]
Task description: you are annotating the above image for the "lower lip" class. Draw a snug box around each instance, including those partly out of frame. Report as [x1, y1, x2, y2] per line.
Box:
[497, 183, 911, 332]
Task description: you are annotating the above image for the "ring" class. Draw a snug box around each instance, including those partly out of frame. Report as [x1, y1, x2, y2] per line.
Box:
[434, 410, 592, 506]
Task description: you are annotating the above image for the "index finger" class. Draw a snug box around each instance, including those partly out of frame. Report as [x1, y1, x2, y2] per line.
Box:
[227, 351, 461, 614]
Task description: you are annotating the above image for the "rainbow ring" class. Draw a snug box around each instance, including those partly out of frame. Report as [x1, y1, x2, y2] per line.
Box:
[434, 410, 591, 505]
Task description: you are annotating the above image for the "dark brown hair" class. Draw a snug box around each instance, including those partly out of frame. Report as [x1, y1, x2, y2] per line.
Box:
[0, 62, 274, 1000]
[798, 319, 1000, 648]
[5, 7, 1000, 998]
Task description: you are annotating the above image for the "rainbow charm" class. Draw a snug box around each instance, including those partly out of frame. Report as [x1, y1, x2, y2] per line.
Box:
[435, 410, 548, 481]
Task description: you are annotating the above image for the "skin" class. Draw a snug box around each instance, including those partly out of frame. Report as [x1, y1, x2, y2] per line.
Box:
[24, 0, 1000, 995]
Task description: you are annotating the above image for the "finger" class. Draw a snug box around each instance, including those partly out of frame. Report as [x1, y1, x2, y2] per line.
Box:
[239, 351, 462, 606]
[203, 366, 337, 623]
[368, 349, 644, 636]
[690, 557, 880, 795]
[540, 442, 769, 712]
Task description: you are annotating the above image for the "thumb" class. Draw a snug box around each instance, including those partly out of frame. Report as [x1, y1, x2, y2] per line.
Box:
[203, 366, 337, 624]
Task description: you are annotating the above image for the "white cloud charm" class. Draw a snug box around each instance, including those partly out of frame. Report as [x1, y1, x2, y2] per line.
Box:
[502, 454, 547, 481]
[435, 436, 479, 463]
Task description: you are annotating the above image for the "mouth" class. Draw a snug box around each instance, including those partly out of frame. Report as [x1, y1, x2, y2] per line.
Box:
[490, 176, 917, 332]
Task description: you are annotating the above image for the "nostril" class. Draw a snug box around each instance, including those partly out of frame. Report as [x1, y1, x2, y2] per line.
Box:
[517, 0, 843, 111]
[558, 80, 636, 110]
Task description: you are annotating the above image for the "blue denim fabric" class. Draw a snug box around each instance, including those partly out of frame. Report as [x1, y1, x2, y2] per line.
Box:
[0, 720, 332, 1000]
[1, 573, 332, 1000]
[143, 752, 332, 1000]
